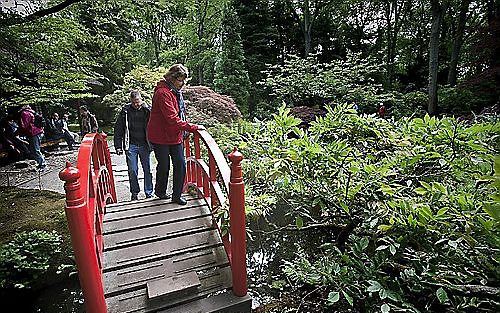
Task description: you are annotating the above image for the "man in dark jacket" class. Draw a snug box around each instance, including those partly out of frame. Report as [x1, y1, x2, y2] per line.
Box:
[46, 112, 75, 150]
[114, 90, 153, 201]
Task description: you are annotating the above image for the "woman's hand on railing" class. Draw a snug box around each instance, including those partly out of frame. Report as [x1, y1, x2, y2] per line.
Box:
[196, 124, 206, 131]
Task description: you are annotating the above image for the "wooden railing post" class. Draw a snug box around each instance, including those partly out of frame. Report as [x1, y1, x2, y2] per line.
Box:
[228, 148, 247, 297]
[59, 162, 107, 313]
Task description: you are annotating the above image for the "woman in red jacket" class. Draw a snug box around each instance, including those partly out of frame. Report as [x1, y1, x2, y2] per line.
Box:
[147, 64, 204, 205]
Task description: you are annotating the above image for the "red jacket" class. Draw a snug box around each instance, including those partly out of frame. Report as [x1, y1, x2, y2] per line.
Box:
[147, 80, 198, 145]
[20, 109, 43, 137]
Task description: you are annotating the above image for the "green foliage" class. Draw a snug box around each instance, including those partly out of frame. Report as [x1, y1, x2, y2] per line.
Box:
[101, 66, 165, 121]
[0, 17, 94, 109]
[0, 230, 62, 289]
[211, 104, 500, 312]
[214, 2, 251, 113]
[392, 91, 428, 117]
[261, 53, 397, 112]
[438, 86, 490, 115]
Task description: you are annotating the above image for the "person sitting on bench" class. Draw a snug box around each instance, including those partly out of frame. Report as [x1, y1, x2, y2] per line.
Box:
[46, 112, 75, 150]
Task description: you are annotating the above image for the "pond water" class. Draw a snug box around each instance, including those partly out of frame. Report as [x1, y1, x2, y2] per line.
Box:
[1, 275, 84, 313]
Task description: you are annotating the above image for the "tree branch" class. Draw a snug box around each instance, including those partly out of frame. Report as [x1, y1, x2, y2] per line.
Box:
[1, 0, 84, 27]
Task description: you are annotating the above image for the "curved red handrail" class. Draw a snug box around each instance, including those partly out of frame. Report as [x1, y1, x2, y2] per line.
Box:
[184, 129, 247, 296]
[60, 132, 117, 313]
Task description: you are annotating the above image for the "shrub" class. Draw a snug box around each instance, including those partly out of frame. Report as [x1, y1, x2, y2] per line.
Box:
[0, 230, 62, 289]
[211, 105, 500, 312]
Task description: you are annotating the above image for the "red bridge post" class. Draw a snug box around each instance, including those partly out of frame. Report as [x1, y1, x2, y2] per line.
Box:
[59, 162, 107, 313]
[228, 148, 247, 297]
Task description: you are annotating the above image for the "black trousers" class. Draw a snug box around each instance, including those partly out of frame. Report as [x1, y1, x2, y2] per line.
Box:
[152, 143, 185, 199]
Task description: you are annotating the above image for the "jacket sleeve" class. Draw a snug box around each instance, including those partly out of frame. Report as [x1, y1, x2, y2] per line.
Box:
[158, 91, 198, 132]
[113, 109, 125, 150]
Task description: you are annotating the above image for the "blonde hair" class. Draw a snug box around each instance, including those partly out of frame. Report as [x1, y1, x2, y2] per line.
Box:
[164, 64, 189, 81]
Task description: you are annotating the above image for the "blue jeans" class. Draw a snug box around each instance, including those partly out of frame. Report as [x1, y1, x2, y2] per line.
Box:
[126, 144, 153, 197]
[152, 143, 185, 200]
[28, 133, 45, 168]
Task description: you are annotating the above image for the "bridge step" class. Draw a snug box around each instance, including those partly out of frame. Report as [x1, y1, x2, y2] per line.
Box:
[157, 290, 252, 313]
[147, 271, 200, 299]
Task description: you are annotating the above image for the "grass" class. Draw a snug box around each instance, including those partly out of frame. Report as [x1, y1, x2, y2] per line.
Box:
[0, 187, 72, 256]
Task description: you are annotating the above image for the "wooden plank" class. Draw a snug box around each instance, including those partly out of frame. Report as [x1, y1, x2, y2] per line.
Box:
[103, 229, 222, 271]
[147, 272, 201, 299]
[157, 291, 252, 313]
[103, 246, 229, 296]
[105, 266, 232, 313]
[106, 194, 201, 211]
[104, 215, 213, 250]
[104, 259, 174, 296]
[104, 198, 207, 224]
[103, 205, 209, 235]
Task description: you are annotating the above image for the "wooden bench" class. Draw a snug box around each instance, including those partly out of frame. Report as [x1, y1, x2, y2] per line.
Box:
[0, 138, 65, 161]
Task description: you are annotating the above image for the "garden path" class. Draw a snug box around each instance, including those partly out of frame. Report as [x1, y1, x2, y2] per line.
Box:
[0, 140, 171, 203]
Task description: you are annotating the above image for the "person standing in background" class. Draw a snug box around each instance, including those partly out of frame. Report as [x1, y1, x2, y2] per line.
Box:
[79, 105, 98, 136]
[18, 105, 46, 169]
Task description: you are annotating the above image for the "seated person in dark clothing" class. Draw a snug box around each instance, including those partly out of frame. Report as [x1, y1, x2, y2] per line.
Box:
[0, 115, 30, 160]
[46, 112, 75, 150]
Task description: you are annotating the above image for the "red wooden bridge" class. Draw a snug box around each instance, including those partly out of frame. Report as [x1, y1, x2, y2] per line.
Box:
[59, 130, 251, 313]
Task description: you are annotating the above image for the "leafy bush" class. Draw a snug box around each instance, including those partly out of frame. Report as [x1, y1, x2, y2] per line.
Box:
[260, 53, 398, 113]
[392, 91, 428, 117]
[438, 86, 493, 116]
[211, 105, 500, 312]
[0, 230, 62, 289]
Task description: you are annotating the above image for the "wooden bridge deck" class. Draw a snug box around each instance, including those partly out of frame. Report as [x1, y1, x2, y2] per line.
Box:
[102, 195, 251, 313]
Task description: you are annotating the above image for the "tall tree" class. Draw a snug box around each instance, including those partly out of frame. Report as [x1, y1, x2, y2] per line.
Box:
[214, 2, 251, 112]
[428, 0, 444, 115]
[384, 0, 411, 88]
[447, 0, 471, 86]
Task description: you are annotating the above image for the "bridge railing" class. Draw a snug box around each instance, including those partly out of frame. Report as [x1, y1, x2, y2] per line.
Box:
[184, 129, 248, 297]
[59, 133, 116, 313]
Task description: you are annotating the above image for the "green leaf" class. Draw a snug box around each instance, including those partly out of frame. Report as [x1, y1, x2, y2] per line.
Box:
[414, 187, 427, 195]
[327, 291, 340, 306]
[378, 224, 392, 232]
[360, 237, 369, 250]
[381, 304, 390, 313]
[389, 245, 396, 255]
[432, 182, 447, 194]
[342, 290, 353, 306]
[376, 245, 389, 251]
[295, 216, 304, 229]
[436, 287, 448, 303]
[367, 280, 382, 292]
[379, 288, 387, 299]
[483, 203, 500, 221]
[420, 181, 431, 190]
[380, 183, 394, 195]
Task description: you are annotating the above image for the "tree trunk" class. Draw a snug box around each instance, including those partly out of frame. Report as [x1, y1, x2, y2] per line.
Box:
[447, 0, 470, 86]
[304, 0, 312, 57]
[428, 0, 442, 116]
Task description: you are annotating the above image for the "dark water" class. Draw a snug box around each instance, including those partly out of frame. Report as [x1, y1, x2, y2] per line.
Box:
[0, 275, 84, 313]
[247, 216, 335, 312]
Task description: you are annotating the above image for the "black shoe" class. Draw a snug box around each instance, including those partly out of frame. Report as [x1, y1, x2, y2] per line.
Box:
[131, 194, 138, 201]
[173, 196, 187, 205]
[145, 194, 153, 199]
[155, 193, 170, 200]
